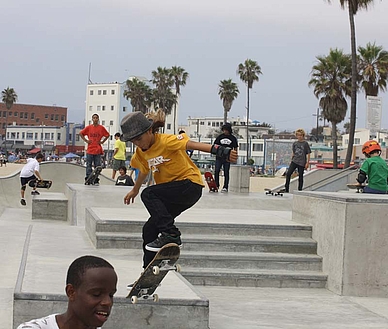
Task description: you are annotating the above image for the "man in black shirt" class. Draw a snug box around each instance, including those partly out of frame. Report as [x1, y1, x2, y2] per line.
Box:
[213, 123, 238, 192]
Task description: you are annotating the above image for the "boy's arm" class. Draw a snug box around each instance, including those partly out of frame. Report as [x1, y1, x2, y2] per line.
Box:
[34, 170, 43, 181]
[79, 132, 91, 144]
[305, 153, 310, 169]
[186, 140, 238, 163]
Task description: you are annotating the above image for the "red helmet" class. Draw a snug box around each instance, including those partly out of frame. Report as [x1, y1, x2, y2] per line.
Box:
[362, 140, 381, 155]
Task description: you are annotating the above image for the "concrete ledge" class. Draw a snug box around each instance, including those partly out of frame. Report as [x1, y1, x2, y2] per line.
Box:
[229, 165, 250, 193]
[292, 191, 388, 297]
[32, 193, 68, 221]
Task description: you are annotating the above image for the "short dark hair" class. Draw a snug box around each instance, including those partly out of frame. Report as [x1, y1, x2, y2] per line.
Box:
[118, 166, 127, 173]
[92, 113, 99, 118]
[115, 132, 121, 137]
[35, 153, 44, 160]
[66, 255, 114, 288]
[178, 130, 185, 134]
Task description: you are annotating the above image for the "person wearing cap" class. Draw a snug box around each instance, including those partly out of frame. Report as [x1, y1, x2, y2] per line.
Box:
[79, 114, 110, 185]
[213, 123, 238, 192]
[121, 110, 238, 278]
[112, 132, 127, 179]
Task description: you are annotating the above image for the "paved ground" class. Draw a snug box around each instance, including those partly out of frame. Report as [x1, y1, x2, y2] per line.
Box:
[2, 163, 388, 328]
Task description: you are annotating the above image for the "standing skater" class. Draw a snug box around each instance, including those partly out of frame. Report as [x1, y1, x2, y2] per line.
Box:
[213, 123, 238, 192]
[20, 153, 44, 206]
[79, 113, 110, 185]
[121, 110, 237, 280]
[284, 128, 311, 192]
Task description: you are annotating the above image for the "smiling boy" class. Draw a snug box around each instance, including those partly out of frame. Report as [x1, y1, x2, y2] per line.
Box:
[17, 255, 118, 329]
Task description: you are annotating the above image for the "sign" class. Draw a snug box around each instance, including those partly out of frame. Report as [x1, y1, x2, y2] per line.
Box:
[366, 96, 382, 136]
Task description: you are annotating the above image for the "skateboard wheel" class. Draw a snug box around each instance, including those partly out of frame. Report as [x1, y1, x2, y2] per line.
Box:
[175, 264, 182, 273]
[152, 266, 160, 275]
[131, 296, 138, 304]
[153, 294, 159, 302]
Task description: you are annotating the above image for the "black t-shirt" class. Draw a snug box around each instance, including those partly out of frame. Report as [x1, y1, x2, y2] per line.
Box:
[213, 134, 238, 159]
[115, 175, 134, 186]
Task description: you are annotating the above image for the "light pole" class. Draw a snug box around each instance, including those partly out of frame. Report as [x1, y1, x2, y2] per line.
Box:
[312, 108, 320, 142]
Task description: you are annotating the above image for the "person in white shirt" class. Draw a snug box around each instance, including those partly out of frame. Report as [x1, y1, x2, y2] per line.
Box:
[17, 255, 118, 329]
[19, 153, 44, 206]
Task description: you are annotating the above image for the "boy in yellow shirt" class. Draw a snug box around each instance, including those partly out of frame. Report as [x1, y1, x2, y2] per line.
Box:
[112, 132, 127, 179]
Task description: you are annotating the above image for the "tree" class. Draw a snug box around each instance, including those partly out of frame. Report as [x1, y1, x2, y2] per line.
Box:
[308, 48, 352, 168]
[327, 0, 376, 168]
[123, 78, 152, 114]
[358, 42, 388, 97]
[218, 79, 239, 124]
[171, 66, 189, 134]
[151, 67, 177, 115]
[237, 59, 262, 163]
[1, 87, 18, 155]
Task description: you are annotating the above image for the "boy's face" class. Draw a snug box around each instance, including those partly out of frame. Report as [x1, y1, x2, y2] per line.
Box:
[296, 133, 304, 141]
[68, 267, 117, 328]
[92, 115, 99, 125]
[131, 129, 153, 151]
[119, 168, 125, 176]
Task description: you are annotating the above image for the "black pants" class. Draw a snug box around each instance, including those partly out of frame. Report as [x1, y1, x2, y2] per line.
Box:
[140, 179, 203, 268]
[214, 158, 231, 189]
[285, 161, 305, 191]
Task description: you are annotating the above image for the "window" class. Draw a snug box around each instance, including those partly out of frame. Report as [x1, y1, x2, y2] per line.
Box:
[22, 132, 25, 139]
[102, 106, 105, 111]
[111, 105, 114, 111]
[103, 90, 107, 95]
[354, 138, 360, 145]
[239, 143, 247, 151]
[44, 133, 50, 140]
[69, 133, 72, 141]
[31, 113, 35, 119]
[61, 115, 65, 122]
[97, 105, 101, 111]
[57, 133, 61, 140]
[167, 124, 171, 130]
[76, 135, 80, 141]
[45, 114, 49, 119]
[11, 132, 16, 139]
[51, 133, 54, 140]
[102, 120, 105, 125]
[14, 112, 18, 117]
[55, 115, 59, 121]
[2, 111, 6, 117]
[216, 122, 220, 127]
[253, 143, 263, 152]
[51, 114, 54, 120]
[90, 90, 94, 95]
[123, 107, 127, 112]
[35, 132, 38, 139]
[110, 120, 114, 125]
[208, 122, 211, 126]
[111, 89, 115, 95]
[212, 122, 215, 127]
[16, 132, 19, 139]
[89, 106, 93, 111]
[36, 118, 39, 123]
[24, 112, 28, 119]
[98, 90, 102, 95]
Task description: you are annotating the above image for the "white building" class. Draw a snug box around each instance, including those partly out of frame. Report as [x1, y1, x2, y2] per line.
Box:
[342, 128, 388, 148]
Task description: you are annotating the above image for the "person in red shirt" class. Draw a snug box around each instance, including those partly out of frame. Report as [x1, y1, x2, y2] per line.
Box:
[79, 113, 110, 185]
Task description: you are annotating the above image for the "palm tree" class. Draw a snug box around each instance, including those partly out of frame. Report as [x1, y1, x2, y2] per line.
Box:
[151, 67, 177, 118]
[358, 42, 388, 97]
[171, 66, 189, 134]
[237, 59, 262, 163]
[327, 0, 376, 168]
[1, 87, 18, 155]
[218, 79, 239, 124]
[308, 49, 352, 168]
[124, 78, 152, 114]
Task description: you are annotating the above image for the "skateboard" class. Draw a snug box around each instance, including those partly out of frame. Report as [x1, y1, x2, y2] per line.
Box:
[347, 184, 366, 193]
[265, 187, 286, 196]
[127, 243, 181, 304]
[85, 166, 102, 185]
[204, 171, 218, 192]
[28, 179, 52, 189]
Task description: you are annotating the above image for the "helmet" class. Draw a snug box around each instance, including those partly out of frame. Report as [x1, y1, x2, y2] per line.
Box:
[362, 140, 381, 155]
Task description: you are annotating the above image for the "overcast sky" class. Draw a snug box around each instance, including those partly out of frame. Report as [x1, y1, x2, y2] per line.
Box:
[2, 0, 388, 132]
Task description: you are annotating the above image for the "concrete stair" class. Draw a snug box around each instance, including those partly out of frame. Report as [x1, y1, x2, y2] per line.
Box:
[86, 208, 327, 289]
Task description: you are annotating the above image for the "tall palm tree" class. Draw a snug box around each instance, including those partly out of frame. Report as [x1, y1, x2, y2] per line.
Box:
[171, 66, 189, 134]
[124, 78, 152, 114]
[218, 79, 239, 124]
[151, 67, 176, 116]
[1, 87, 18, 155]
[237, 59, 262, 163]
[308, 48, 351, 168]
[358, 42, 388, 97]
[327, 0, 376, 168]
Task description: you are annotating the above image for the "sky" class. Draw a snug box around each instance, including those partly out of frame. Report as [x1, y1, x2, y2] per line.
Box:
[2, 0, 388, 133]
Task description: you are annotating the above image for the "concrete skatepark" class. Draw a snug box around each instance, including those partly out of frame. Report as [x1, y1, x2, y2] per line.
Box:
[2, 162, 388, 328]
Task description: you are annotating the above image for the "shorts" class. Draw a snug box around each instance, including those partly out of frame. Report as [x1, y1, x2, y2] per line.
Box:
[112, 159, 126, 171]
[21, 175, 36, 187]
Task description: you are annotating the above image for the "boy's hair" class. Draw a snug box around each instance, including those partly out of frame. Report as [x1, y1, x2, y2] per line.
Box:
[146, 109, 166, 133]
[114, 132, 121, 137]
[295, 128, 306, 136]
[92, 113, 99, 118]
[118, 166, 127, 173]
[35, 153, 44, 160]
[178, 130, 185, 134]
[66, 255, 114, 288]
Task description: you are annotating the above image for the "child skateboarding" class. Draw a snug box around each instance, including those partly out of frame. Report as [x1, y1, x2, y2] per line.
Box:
[355, 140, 388, 194]
[120, 110, 238, 283]
[19, 153, 44, 206]
[284, 128, 311, 192]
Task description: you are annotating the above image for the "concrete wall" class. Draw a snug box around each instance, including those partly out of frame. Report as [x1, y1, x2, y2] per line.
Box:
[292, 191, 388, 297]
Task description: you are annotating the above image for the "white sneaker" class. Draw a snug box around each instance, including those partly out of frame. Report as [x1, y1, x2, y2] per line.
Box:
[221, 188, 228, 193]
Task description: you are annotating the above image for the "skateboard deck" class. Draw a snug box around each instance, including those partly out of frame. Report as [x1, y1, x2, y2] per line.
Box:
[85, 166, 102, 185]
[28, 179, 52, 189]
[127, 243, 181, 304]
[204, 171, 218, 192]
[265, 187, 286, 196]
[347, 184, 366, 193]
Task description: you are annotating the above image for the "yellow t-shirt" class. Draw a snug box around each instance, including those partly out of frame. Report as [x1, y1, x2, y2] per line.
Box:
[130, 133, 204, 186]
[114, 139, 126, 160]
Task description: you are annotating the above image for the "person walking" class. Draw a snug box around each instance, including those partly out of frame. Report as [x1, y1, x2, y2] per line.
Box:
[213, 123, 238, 192]
[79, 113, 110, 185]
[284, 128, 311, 192]
[112, 132, 127, 179]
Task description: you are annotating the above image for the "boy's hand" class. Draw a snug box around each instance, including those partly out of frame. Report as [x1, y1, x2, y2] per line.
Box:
[124, 189, 139, 205]
[228, 149, 238, 163]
